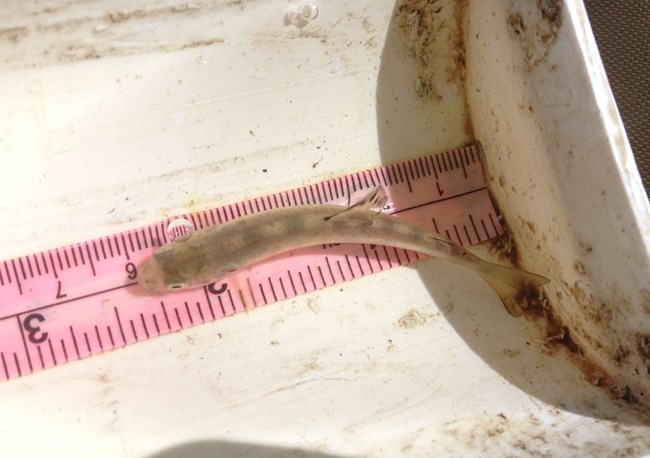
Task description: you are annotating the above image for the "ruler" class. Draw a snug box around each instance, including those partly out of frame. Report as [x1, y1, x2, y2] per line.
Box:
[0, 144, 502, 382]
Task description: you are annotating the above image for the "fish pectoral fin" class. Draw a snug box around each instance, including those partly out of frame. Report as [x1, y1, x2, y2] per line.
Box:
[324, 186, 388, 221]
[355, 186, 389, 212]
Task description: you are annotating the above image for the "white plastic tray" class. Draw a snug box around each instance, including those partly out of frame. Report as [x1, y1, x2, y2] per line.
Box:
[1, 1, 648, 456]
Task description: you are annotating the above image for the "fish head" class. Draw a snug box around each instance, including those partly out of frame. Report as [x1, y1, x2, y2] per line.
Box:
[137, 242, 203, 292]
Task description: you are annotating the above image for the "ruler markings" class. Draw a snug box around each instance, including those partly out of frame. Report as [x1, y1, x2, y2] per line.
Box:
[113, 307, 126, 345]
[267, 278, 278, 302]
[195, 301, 205, 323]
[1, 352, 7, 378]
[85, 244, 97, 276]
[306, 265, 317, 289]
[13, 353, 22, 376]
[127, 234, 135, 254]
[69, 326, 80, 359]
[83, 332, 91, 354]
[351, 172, 360, 193]
[396, 163, 405, 184]
[361, 245, 374, 273]
[129, 320, 138, 342]
[119, 235, 129, 261]
[106, 327, 115, 347]
[354, 255, 365, 276]
[139, 313, 149, 339]
[18, 257, 27, 280]
[287, 270, 298, 296]
[258, 283, 268, 305]
[278, 276, 288, 298]
[95, 325, 104, 351]
[172, 307, 182, 330]
[33, 343, 44, 369]
[184, 301, 194, 325]
[309, 185, 317, 205]
[488, 212, 499, 235]
[235, 289, 247, 311]
[91, 240, 100, 263]
[343, 175, 351, 197]
[298, 271, 308, 293]
[106, 237, 115, 258]
[48, 339, 57, 365]
[214, 294, 225, 317]
[160, 302, 171, 331]
[111, 236, 120, 257]
[98, 239, 107, 260]
[69, 247, 79, 267]
[324, 257, 335, 284]
[54, 250, 63, 271]
[17, 316, 33, 373]
[316, 266, 326, 288]
[463, 225, 473, 246]
[152, 314, 161, 335]
[134, 232, 143, 251]
[344, 255, 355, 279]
[11, 260, 23, 295]
[32, 254, 42, 277]
[460, 151, 468, 178]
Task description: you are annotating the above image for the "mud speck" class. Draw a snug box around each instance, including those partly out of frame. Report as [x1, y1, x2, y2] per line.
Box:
[0, 26, 29, 43]
[395, 0, 467, 100]
[503, 348, 522, 358]
[520, 286, 580, 354]
[524, 220, 537, 234]
[484, 227, 518, 266]
[398, 309, 427, 328]
[507, 0, 563, 70]
[639, 335, 650, 374]
[507, 12, 526, 36]
[614, 345, 631, 365]
[578, 241, 593, 253]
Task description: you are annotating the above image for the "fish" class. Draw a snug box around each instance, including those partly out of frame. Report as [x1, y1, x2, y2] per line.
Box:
[137, 187, 549, 316]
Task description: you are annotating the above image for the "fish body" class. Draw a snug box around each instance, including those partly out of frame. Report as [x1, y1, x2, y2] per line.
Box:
[137, 188, 548, 316]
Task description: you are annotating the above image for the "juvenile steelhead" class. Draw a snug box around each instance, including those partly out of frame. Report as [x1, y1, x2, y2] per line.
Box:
[137, 187, 549, 316]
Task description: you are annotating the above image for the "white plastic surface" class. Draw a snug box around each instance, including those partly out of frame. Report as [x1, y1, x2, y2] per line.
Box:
[1, 1, 649, 457]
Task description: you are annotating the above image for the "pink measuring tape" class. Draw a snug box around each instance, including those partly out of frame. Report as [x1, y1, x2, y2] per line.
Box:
[0, 144, 502, 381]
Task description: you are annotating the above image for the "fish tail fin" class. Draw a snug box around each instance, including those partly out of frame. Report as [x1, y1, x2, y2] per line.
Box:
[474, 260, 550, 317]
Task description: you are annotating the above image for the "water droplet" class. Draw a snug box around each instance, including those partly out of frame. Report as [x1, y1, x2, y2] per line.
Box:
[299, 2, 319, 21]
[167, 218, 194, 242]
[382, 202, 395, 212]
[286, 6, 300, 23]
[285, 1, 319, 28]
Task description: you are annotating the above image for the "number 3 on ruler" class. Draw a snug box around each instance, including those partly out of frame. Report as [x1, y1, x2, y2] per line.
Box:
[22, 313, 48, 344]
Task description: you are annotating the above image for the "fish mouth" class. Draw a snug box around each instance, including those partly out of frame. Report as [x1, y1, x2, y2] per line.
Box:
[137, 257, 167, 292]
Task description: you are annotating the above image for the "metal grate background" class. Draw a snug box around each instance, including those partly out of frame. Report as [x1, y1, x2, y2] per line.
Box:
[584, 0, 650, 197]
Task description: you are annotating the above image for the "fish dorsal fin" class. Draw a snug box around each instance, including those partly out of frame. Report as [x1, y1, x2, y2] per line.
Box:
[324, 186, 388, 221]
